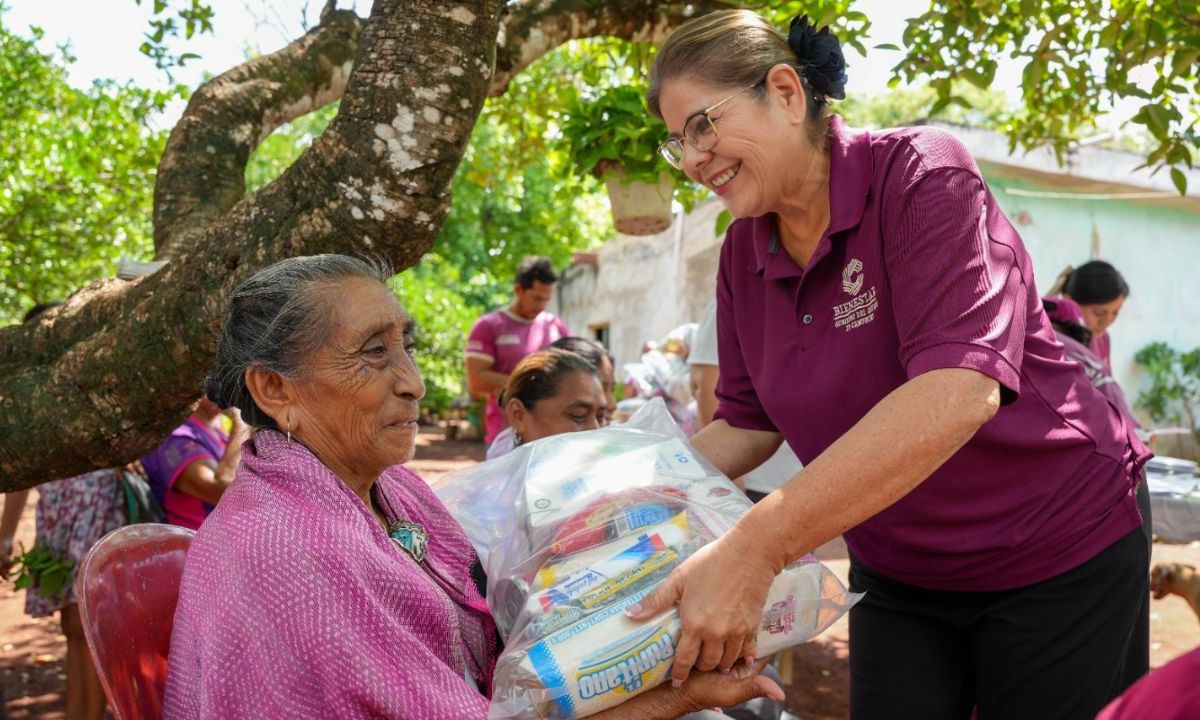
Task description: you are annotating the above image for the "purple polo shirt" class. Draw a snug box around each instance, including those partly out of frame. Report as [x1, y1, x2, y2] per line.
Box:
[713, 116, 1148, 592]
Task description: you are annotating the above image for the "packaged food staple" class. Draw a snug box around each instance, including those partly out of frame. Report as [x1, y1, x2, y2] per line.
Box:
[435, 398, 860, 719]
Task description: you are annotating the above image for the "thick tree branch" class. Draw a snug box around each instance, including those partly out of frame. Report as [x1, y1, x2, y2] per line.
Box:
[0, 0, 732, 491]
[153, 8, 363, 258]
[0, 0, 504, 491]
[153, 1, 722, 260]
[489, 0, 735, 96]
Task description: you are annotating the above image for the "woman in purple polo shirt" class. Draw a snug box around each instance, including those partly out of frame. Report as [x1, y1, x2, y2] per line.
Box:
[628, 10, 1152, 719]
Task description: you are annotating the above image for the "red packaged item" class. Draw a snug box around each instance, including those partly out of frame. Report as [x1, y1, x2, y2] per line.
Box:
[547, 487, 687, 557]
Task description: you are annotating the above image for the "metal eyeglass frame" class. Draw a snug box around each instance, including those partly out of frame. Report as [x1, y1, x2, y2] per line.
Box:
[658, 80, 764, 170]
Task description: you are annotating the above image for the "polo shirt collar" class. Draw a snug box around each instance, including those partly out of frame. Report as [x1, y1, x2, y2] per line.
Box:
[749, 115, 874, 276]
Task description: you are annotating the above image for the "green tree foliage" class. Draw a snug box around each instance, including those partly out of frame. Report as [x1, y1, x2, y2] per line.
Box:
[839, 82, 1012, 130]
[0, 11, 175, 325]
[387, 258, 487, 412]
[137, 0, 1199, 191]
[893, 0, 1199, 192]
[134, 0, 212, 74]
[1135, 341, 1200, 441]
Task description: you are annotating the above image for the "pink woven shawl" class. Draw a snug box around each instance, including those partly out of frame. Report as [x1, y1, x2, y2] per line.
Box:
[164, 430, 499, 718]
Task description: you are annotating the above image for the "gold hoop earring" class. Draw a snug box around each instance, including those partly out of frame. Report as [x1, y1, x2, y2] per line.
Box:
[286, 410, 293, 443]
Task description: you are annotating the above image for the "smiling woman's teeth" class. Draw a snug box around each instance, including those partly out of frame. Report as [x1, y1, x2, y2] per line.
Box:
[712, 164, 740, 188]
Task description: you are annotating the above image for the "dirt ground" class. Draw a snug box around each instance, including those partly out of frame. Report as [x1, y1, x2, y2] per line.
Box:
[3, 428, 1199, 719]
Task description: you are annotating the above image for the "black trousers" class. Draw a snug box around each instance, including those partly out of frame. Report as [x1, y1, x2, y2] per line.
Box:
[848, 523, 1150, 720]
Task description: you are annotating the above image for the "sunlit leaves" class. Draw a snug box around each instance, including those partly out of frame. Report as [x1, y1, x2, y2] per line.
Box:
[559, 84, 671, 185]
[134, 0, 214, 76]
[839, 81, 1013, 130]
[892, 0, 1198, 192]
[0, 14, 175, 324]
[748, 0, 873, 55]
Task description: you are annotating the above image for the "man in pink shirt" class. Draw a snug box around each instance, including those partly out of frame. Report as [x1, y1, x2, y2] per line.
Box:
[465, 257, 570, 443]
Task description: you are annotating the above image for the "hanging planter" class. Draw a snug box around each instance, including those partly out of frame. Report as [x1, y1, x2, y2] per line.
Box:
[599, 163, 673, 236]
[559, 86, 695, 237]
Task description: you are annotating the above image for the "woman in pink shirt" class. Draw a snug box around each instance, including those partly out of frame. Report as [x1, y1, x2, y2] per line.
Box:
[141, 396, 247, 531]
[1057, 260, 1131, 374]
[630, 10, 1150, 719]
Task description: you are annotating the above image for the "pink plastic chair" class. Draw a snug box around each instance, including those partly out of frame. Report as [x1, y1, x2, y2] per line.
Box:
[76, 523, 195, 720]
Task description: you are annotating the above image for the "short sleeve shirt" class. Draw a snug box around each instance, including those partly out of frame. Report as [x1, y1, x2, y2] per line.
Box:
[691, 300, 801, 494]
[712, 116, 1148, 591]
[141, 417, 228, 531]
[466, 309, 569, 443]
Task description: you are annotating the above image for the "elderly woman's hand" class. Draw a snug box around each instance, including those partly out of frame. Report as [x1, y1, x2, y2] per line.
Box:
[675, 657, 783, 710]
[593, 658, 783, 720]
[627, 527, 780, 686]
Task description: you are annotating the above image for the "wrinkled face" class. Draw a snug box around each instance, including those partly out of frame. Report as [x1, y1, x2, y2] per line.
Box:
[510, 369, 606, 444]
[1079, 296, 1126, 336]
[658, 75, 796, 219]
[514, 281, 555, 319]
[291, 278, 425, 479]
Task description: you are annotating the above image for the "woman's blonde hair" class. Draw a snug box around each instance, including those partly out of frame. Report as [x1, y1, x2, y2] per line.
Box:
[647, 9, 836, 139]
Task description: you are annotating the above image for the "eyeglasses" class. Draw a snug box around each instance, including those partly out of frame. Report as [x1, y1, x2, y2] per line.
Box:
[658, 81, 763, 170]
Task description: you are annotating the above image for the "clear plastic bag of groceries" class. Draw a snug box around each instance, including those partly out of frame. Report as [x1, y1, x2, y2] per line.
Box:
[434, 399, 860, 720]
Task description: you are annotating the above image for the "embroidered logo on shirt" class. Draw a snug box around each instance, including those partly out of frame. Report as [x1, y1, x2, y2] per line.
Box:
[496, 334, 521, 346]
[842, 258, 864, 296]
[835, 258, 878, 332]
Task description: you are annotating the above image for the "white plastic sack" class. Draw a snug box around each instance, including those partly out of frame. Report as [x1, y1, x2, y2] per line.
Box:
[435, 399, 860, 719]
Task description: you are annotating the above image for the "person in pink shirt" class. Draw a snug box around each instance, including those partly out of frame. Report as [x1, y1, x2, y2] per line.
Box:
[1054, 260, 1130, 374]
[141, 396, 247, 531]
[630, 10, 1151, 719]
[465, 256, 570, 443]
[1095, 647, 1200, 720]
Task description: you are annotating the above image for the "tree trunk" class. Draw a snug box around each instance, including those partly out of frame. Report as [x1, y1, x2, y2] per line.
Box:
[0, 0, 731, 491]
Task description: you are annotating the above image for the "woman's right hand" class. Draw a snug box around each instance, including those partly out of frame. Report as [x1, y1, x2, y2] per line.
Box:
[224, 407, 249, 435]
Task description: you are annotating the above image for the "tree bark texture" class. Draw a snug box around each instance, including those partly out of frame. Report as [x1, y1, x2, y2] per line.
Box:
[0, 0, 729, 491]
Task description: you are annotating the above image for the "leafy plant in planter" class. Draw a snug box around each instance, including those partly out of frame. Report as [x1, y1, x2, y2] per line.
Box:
[1135, 341, 1200, 445]
[559, 85, 701, 236]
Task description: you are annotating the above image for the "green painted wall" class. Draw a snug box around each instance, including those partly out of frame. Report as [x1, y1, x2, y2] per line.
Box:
[982, 167, 1200, 415]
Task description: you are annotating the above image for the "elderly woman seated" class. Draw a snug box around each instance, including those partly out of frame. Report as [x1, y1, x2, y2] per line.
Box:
[164, 255, 781, 719]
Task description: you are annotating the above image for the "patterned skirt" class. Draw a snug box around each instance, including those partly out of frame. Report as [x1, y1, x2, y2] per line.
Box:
[25, 469, 127, 617]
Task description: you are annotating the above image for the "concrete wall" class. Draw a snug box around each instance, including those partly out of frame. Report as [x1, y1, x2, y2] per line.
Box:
[982, 166, 1200, 400]
[559, 133, 1200, 417]
[558, 200, 724, 367]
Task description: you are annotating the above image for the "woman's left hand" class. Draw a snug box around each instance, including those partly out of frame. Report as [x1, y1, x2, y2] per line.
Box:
[626, 527, 779, 686]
